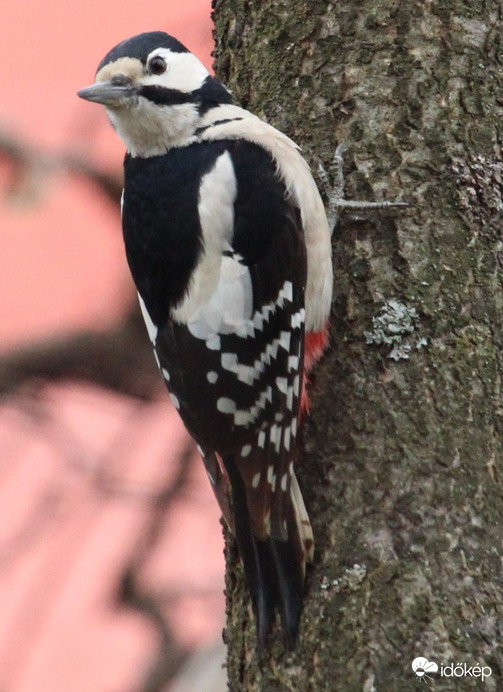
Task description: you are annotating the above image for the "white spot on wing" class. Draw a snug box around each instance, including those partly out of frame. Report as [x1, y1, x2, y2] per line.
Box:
[270, 424, 282, 454]
[236, 364, 256, 385]
[211, 279, 296, 348]
[276, 377, 288, 394]
[253, 312, 265, 331]
[282, 281, 293, 302]
[169, 393, 180, 409]
[288, 355, 299, 372]
[207, 371, 218, 384]
[206, 334, 221, 350]
[221, 353, 238, 371]
[219, 384, 274, 427]
[137, 293, 158, 344]
[220, 351, 257, 384]
[286, 387, 294, 411]
[267, 465, 277, 491]
[217, 397, 236, 414]
[293, 374, 300, 396]
[278, 331, 291, 352]
[263, 303, 275, 320]
[234, 410, 255, 426]
[291, 309, 305, 329]
[253, 359, 265, 376]
[284, 426, 291, 451]
[241, 444, 252, 457]
[252, 472, 261, 488]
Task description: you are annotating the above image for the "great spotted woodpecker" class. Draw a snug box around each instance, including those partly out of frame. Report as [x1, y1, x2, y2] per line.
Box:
[78, 31, 333, 646]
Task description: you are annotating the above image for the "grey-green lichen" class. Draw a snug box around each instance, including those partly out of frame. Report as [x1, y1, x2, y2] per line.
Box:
[364, 299, 427, 360]
[320, 563, 368, 594]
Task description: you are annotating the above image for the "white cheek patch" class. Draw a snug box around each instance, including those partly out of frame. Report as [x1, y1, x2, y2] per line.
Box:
[144, 48, 210, 93]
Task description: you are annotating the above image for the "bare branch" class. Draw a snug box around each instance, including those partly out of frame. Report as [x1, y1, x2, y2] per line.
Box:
[0, 307, 159, 400]
[0, 125, 123, 205]
[118, 441, 198, 692]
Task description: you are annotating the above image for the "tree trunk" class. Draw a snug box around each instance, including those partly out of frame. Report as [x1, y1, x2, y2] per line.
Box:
[212, 0, 503, 689]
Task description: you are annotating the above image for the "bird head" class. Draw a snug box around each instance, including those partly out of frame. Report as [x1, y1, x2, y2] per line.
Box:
[78, 31, 232, 156]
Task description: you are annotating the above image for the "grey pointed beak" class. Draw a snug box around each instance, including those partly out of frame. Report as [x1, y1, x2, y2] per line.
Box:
[77, 80, 138, 107]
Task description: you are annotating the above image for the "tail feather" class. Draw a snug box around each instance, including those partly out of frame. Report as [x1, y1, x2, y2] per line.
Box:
[290, 471, 315, 562]
[269, 537, 304, 647]
[223, 453, 312, 646]
[223, 453, 275, 643]
[202, 450, 234, 532]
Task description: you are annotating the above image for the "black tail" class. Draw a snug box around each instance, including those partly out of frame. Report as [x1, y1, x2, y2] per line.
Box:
[223, 454, 306, 647]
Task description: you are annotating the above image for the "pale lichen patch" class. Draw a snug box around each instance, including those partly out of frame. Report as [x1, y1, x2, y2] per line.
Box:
[365, 299, 426, 360]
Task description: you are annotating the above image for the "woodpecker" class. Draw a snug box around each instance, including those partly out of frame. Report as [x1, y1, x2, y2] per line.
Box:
[78, 31, 332, 646]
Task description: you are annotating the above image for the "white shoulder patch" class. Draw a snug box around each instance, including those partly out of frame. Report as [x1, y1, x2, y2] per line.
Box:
[186, 253, 253, 339]
[171, 150, 253, 337]
[143, 49, 210, 93]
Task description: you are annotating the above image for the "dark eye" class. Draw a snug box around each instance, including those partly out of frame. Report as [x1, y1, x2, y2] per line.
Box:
[148, 56, 167, 75]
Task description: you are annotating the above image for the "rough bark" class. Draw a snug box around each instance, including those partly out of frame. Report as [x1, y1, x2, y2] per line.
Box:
[212, 1, 503, 689]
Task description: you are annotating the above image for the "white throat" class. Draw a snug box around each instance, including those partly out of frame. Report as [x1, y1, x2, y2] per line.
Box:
[108, 100, 201, 157]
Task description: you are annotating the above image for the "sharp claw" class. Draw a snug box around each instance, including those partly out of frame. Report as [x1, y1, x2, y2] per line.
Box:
[319, 143, 407, 234]
[334, 142, 347, 160]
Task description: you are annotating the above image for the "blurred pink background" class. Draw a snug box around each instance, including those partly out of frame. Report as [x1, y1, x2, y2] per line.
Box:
[0, 2, 226, 690]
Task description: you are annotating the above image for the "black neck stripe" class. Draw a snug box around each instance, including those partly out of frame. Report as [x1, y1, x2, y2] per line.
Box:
[139, 76, 233, 110]
[139, 85, 195, 106]
[194, 117, 244, 137]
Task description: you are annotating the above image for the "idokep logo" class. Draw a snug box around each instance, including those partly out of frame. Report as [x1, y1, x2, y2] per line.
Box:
[412, 657, 492, 683]
[412, 658, 438, 682]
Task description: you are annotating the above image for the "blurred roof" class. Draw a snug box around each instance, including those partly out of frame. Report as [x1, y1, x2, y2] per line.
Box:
[0, 2, 226, 690]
